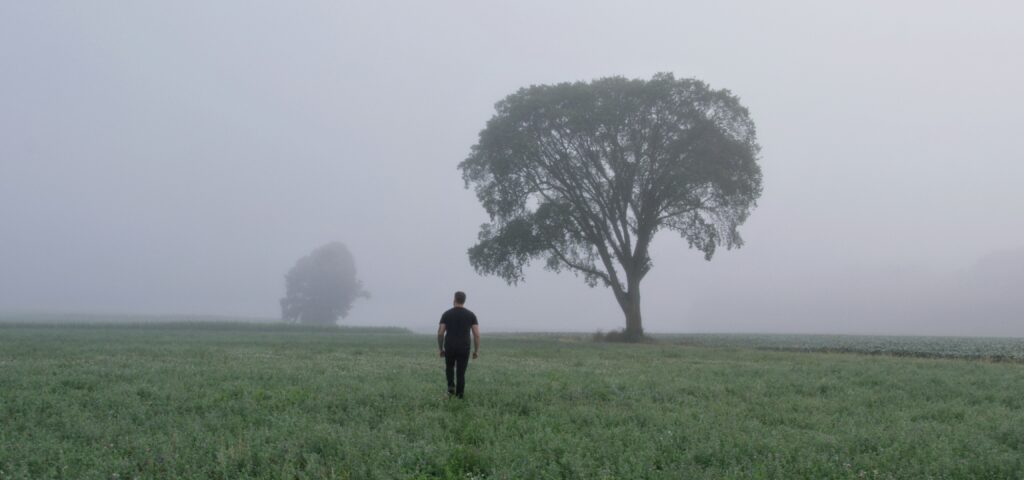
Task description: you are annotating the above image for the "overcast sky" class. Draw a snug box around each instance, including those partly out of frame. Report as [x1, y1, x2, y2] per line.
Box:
[2, 1, 1022, 335]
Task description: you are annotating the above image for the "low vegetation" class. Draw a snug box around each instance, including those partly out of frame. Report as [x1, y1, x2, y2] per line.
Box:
[1, 323, 1021, 479]
[660, 333, 1024, 362]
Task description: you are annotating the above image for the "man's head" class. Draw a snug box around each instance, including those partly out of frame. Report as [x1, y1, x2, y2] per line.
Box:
[453, 291, 467, 306]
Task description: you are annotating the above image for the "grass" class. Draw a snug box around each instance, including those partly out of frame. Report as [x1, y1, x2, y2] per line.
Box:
[1, 323, 1022, 479]
[656, 333, 1024, 362]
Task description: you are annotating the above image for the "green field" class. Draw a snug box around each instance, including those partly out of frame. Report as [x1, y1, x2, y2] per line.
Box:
[1, 323, 1022, 479]
[662, 333, 1024, 362]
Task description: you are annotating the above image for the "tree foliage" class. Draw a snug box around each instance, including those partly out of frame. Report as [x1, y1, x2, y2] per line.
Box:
[459, 73, 762, 339]
[280, 242, 368, 325]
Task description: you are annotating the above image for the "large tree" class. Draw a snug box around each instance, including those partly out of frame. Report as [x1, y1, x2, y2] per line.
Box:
[280, 242, 368, 325]
[459, 73, 762, 340]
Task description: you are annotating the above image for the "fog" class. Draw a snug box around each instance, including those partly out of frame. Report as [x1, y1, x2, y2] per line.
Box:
[2, 1, 1022, 336]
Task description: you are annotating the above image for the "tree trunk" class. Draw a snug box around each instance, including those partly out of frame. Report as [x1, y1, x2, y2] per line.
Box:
[617, 277, 644, 341]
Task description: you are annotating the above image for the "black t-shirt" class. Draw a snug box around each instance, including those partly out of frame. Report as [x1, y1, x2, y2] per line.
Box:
[440, 307, 478, 352]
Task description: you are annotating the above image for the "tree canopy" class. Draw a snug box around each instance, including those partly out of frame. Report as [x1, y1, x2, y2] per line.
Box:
[280, 242, 368, 325]
[459, 73, 762, 339]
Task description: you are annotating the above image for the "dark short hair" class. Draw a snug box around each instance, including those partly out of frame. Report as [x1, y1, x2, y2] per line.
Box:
[454, 291, 467, 304]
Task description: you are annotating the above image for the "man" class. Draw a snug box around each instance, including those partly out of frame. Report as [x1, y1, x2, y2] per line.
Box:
[437, 291, 479, 399]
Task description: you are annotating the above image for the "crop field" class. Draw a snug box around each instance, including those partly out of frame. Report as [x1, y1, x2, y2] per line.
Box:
[660, 333, 1024, 362]
[1, 323, 1023, 479]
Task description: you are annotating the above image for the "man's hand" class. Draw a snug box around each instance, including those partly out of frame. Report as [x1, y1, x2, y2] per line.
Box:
[471, 324, 480, 360]
[437, 324, 446, 355]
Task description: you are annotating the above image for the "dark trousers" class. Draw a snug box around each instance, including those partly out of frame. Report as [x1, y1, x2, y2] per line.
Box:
[445, 350, 470, 397]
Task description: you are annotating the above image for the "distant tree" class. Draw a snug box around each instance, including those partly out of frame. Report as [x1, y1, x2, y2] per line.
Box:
[280, 242, 369, 325]
[459, 73, 762, 340]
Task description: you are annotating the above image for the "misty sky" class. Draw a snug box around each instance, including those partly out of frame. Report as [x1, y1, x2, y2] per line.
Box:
[2, 1, 1022, 335]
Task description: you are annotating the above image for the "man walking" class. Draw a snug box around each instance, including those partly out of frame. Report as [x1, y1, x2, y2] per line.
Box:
[437, 291, 479, 399]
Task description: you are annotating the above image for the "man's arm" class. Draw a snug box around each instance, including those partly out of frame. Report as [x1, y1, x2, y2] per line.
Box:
[471, 324, 480, 359]
[437, 323, 446, 357]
